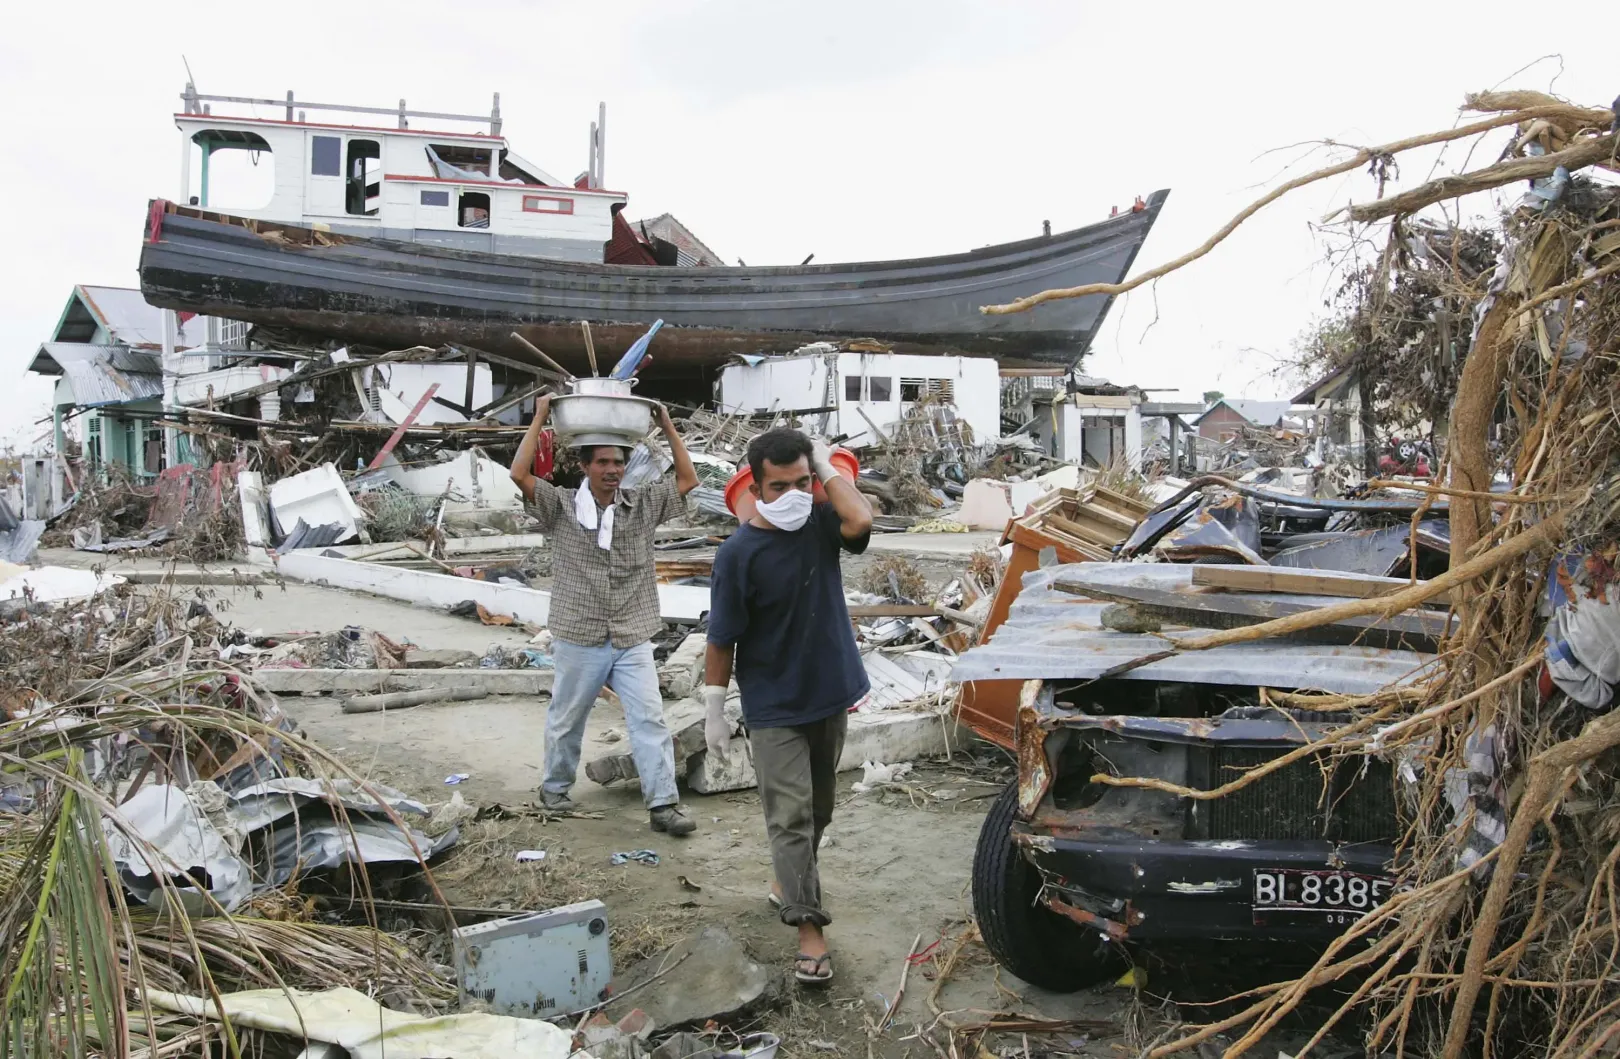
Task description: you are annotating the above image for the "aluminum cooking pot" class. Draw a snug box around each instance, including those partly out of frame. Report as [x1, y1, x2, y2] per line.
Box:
[548, 391, 656, 448]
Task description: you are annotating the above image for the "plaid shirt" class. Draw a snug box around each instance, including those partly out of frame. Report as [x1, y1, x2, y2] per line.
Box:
[525, 477, 683, 649]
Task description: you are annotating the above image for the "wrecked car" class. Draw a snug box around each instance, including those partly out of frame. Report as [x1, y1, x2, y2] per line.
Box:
[954, 564, 1438, 989]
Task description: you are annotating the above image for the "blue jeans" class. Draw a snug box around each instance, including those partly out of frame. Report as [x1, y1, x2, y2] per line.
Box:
[544, 638, 679, 809]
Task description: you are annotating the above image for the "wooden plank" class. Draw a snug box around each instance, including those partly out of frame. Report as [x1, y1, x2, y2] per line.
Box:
[1051, 576, 1450, 652]
[1191, 565, 1452, 605]
[365, 383, 440, 471]
[1091, 486, 1154, 519]
[1075, 500, 1140, 533]
[1046, 513, 1123, 549]
[849, 604, 942, 618]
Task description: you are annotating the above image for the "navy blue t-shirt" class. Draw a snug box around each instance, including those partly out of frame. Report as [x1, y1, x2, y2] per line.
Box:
[706, 503, 870, 729]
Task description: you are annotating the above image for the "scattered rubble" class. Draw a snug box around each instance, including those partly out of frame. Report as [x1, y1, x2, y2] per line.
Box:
[958, 85, 1620, 1058]
[606, 926, 774, 1030]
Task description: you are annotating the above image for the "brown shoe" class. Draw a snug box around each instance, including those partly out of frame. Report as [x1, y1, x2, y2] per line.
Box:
[650, 804, 696, 837]
[537, 790, 578, 813]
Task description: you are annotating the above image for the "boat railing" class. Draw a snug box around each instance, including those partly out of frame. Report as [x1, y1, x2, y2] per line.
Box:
[180, 83, 503, 136]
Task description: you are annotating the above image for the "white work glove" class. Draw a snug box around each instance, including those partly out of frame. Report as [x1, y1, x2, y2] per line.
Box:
[703, 685, 730, 765]
[810, 439, 839, 484]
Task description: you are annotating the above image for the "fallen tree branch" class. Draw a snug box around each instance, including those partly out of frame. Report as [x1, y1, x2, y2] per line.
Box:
[1366, 650, 1545, 750]
[979, 105, 1601, 316]
[1512, 256, 1620, 319]
[1333, 132, 1619, 225]
[1092, 698, 1406, 798]
[1442, 709, 1620, 1059]
[1365, 479, 1559, 503]
[1462, 91, 1615, 129]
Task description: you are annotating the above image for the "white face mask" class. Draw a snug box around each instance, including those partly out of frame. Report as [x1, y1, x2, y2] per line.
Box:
[755, 488, 813, 531]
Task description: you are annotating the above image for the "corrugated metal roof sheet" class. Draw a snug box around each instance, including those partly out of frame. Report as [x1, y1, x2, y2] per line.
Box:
[1196, 398, 1292, 427]
[69, 285, 214, 350]
[34, 343, 162, 407]
[950, 564, 1438, 695]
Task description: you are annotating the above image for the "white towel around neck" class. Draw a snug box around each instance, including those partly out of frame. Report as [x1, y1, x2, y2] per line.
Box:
[574, 485, 615, 550]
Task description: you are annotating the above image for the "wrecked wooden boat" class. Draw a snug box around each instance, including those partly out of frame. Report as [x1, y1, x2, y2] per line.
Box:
[137, 86, 1168, 379]
[139, 195, 1169, 380]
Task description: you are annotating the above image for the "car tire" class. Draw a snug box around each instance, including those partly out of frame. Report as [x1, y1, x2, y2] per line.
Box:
[972, 784, 1123, 991]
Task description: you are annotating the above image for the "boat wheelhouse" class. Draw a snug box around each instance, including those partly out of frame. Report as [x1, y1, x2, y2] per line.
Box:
[175, 83, 621, 263]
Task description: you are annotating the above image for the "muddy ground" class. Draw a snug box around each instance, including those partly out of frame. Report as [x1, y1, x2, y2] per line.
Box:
[46, 545, 1358, 1058]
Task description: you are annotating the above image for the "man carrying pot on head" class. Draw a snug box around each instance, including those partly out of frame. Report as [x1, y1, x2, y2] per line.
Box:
[702, 428, 873, 984]
[510, 395, 701, 837]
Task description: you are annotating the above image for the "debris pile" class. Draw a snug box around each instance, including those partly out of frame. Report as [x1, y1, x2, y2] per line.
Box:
[970, 87, 1620, 1058]
[0, 579, 464, 1056]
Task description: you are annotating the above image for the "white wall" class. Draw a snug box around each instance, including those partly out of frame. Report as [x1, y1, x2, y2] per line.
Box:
[373, 362, 492, 425]
[833, 353, 1000, 449]
[718, 354, 1002, 450]
[174, 364, 292, 406]
[718, 357, 829, 417]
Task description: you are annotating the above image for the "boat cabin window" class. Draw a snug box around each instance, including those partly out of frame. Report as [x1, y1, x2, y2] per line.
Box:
[844, 375, 863, 401]
[429, 143, 497, 179]
[311, 136, 341, 177]
[189, 130, 274, 211]
[869, 377, 893, 402]
[459, 191, 491, 229]
[420, 190, 450, 207]
[345, 139, 382, 216]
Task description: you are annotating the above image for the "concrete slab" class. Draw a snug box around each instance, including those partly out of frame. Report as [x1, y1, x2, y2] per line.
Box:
[35, 547, 264, 579]
[275, 552, 711, 625]
[254, 668, 552, 695]
[685, 709, 956, 794]
[148, 580, 539, 657]
[863, 531, 1001, 557]
[118, 570, 275, 585]
[606, 926, 772, 1028]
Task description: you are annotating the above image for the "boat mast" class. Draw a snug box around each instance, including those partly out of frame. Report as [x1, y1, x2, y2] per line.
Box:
[587, 102, 606, 189]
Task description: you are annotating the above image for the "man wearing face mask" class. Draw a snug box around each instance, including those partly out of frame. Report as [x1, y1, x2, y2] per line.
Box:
[510, 394, 701, 837]
[702, 427, 874, 985]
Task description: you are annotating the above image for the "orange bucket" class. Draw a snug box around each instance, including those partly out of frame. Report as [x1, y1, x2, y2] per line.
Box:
[724, 447, 859, 522]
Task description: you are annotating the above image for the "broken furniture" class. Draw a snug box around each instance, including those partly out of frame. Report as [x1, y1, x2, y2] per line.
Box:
[956, 484, 1152, 748]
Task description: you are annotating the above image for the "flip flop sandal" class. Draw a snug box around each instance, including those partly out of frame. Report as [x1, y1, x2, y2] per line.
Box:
[767, 892, 782, 910]
[794, 953, 833, 984]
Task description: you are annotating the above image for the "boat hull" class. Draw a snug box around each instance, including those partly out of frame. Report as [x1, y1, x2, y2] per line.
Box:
[139, 192, 1168, 378]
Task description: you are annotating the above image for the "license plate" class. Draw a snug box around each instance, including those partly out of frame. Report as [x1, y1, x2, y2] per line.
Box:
[1252, 868, 1393, 926]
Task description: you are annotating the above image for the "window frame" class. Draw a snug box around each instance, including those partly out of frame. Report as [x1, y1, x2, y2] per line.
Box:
[344, 138, 382, 216]
[310, 135, 342, 177]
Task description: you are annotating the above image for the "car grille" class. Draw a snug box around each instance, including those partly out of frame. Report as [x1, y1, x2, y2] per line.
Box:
[1194, 746, 1398, 843]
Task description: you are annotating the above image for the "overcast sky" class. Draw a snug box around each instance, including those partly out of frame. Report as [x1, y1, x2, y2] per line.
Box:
[0, 2, 1610, 450]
